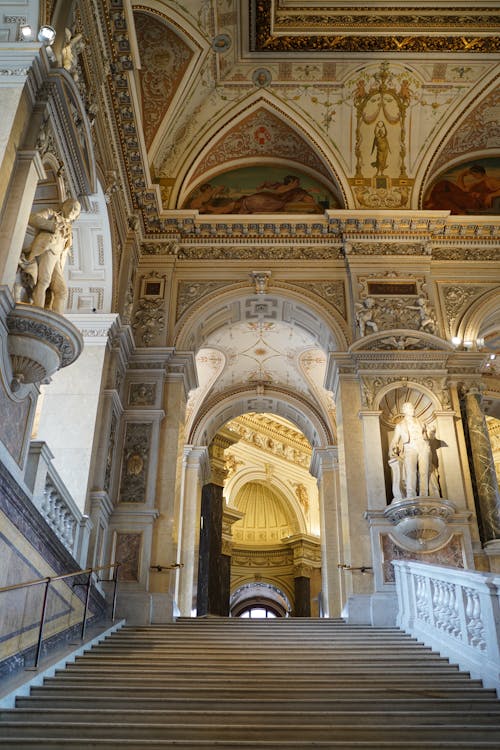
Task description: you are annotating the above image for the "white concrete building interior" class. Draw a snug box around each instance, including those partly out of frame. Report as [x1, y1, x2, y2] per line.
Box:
[0, 0, 500, 709]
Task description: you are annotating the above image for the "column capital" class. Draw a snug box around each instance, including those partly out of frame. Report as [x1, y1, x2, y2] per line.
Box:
[165, 351, 198, 395]
[183, 445, 210, 482]
[310, 446, 338, 477]
[66, 313, 119, 345]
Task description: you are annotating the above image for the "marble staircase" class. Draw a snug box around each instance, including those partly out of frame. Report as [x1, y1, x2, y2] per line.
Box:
[0, 617, 499, 748]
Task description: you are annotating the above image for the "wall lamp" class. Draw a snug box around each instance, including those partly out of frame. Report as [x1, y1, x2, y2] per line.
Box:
[38, 25, 56, 45]
[19, 24, 33, 41]
[338, 563, 373, 573]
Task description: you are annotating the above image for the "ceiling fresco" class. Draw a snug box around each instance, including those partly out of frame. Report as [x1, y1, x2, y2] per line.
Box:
[183, 166, 340, 213]
[423, 157, 500, 215]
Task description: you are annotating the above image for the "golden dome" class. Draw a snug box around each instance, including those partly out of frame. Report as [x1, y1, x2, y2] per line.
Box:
[232, 481, 297, 546]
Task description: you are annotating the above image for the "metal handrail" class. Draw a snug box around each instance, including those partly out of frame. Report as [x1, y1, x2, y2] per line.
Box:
[0, 562, 121, 670]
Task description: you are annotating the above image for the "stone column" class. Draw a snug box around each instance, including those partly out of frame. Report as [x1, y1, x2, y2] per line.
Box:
[310, 447, 342, 617]
[462, 387, 500, 545]
[359, 410, 387, 508]
[0, 150, 46, 288]
[176, 445, 209, 616]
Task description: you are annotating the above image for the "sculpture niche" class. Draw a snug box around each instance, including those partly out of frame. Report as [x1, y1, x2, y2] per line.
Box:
[388, 402, 440, 501]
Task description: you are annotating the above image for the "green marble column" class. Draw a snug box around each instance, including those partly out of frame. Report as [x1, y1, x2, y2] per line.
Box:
[464, 389, 500, 542]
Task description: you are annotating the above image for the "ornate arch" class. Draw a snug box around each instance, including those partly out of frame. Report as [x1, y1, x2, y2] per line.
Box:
[189, 386, 334, 448]
[457, 286, 500, 347]
[173, 284, 350, 353]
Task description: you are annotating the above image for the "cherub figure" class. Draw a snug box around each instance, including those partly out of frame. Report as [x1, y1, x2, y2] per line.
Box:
[355, 297, 379, 337]
[406, 296, 437, 335]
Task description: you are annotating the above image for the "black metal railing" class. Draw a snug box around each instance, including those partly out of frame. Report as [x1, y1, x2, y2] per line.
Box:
[0, 562, 120, 669]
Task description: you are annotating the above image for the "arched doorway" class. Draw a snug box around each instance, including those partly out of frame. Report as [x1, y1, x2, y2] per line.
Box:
[230, 582, 292, 618]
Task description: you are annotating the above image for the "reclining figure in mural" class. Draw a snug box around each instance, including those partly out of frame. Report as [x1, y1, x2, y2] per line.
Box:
[18, 198, 81, 314]
[389, 402, 431, 499]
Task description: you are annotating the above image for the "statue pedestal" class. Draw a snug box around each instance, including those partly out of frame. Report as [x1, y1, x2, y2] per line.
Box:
[7, 303, 82, 391]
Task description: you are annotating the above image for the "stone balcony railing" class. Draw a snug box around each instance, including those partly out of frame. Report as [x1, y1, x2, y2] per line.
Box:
[394, 560, 500, 695]
[24, 441, 92, 567]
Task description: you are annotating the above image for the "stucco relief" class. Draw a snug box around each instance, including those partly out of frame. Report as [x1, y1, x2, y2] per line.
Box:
[176, 281, 235, 321]
[441, 284, 498, 328]
[119, 423, 152, 503]
[134, 12, 193, 150]
[115, 532, 141, 581]
[381, 533, 464, 583]
[286, 281, 346, 318]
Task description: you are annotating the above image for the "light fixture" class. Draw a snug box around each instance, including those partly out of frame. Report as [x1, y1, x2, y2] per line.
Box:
[463, 340, 473, 349]
[19, 24, 33, 41]
[37, 25, 56, 46]
[491, 354, 497, 360]
[451, 336, 461, 347]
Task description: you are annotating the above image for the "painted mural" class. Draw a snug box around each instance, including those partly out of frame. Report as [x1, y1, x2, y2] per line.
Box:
[183, 167, 340, 214]
[423, 157, 500, 215]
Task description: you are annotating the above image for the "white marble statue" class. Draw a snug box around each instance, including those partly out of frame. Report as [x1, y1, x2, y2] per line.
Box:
[21, 198, 81, 314]
[389, 401, 431, 498]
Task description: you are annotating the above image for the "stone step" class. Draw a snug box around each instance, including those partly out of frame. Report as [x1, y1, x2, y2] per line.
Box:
[16, 695, 500, 711]
[2, 720, 500, 742]
[68, 657, 457, 669]
[4, 707, 500, 726]
[29, 682, 491, 698]
[0, 741, 498, 749]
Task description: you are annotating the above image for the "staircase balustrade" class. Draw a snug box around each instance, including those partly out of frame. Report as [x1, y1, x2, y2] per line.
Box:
[25, 441, 92, 566]
[394, 560, 500, 694]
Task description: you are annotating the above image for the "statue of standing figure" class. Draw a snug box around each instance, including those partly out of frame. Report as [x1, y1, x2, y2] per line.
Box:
[19, 198, 81, 314]
[389, 402, 431, 499]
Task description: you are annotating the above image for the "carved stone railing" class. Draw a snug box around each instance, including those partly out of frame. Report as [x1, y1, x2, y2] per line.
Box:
[25, 441, 92, 567]
[394, 560, 500, 694]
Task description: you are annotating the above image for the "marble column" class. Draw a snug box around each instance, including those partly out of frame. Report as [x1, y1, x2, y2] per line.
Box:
[310, 447, 342, 617]
[359, 410, 387, 508]
[197, 435, 234, 616]
[433, 410, 467, 507]
[34, 314, 119, 512]
[294, 565, 312, 617]
[463, 388, 500, 544]
[176, 445, 209, 616]
[197, 482, 227, 616]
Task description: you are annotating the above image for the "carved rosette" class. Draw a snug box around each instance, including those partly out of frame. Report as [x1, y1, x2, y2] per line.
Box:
[7, 304, 83, 391]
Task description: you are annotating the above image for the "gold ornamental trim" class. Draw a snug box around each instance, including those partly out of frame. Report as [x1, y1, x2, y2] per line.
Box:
[252, 1, 500, 53]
